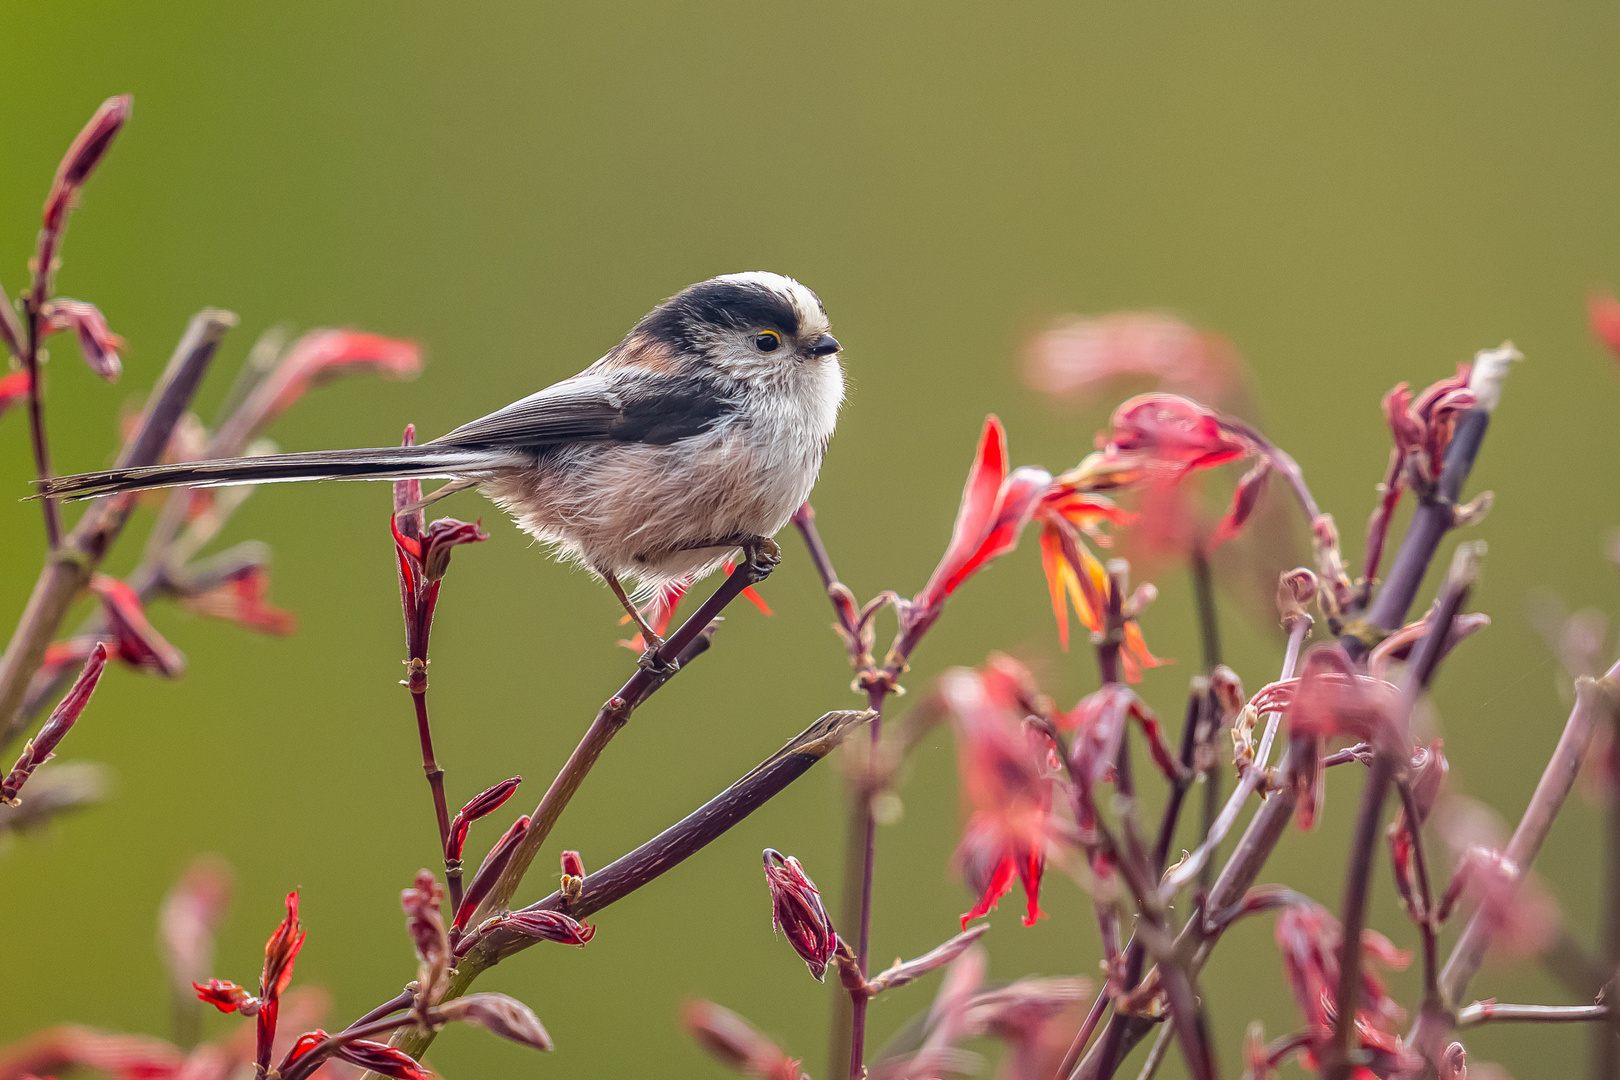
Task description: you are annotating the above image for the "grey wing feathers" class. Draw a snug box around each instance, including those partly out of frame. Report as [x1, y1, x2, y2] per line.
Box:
[433, 375, 627, 447]
[434, 371, 735, 449]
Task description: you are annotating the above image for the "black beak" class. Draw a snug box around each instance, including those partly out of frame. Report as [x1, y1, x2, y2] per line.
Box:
[804, 333, 841, 357]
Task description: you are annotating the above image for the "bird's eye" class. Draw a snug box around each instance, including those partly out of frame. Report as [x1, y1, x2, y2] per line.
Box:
[753, 331, 781, 352]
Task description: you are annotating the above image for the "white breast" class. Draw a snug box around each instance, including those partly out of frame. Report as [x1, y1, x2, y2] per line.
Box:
[481, 356, 844, 592]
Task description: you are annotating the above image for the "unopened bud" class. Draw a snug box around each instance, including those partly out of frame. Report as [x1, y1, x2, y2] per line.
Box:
[763, 849, 837, 981]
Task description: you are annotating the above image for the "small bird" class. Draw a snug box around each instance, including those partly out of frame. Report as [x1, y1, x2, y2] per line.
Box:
[39, 272, 845, 647]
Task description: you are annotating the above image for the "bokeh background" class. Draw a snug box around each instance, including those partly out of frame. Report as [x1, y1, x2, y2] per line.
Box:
[4, 4, 1620, 1078]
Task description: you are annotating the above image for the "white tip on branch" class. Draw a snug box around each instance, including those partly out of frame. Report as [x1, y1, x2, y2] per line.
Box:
[1468, 342, 1521, 413]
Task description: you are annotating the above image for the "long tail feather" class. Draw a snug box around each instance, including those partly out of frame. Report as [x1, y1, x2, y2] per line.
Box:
[34, 445, 513, 502]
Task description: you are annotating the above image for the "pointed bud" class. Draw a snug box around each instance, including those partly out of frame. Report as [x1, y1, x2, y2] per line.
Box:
[44, 95, 132, 232]
[446, 776, 520, 863]
[2, 643, 107, 805]
[261, 891, 305, 1001]
[498, 908, 596, 945]
[763, 849, 837, 981]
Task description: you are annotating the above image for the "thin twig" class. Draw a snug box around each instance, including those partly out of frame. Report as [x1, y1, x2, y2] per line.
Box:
[1404, 659, 1620, 1067]
[848, 682, 886, 1080]
[1457, 1002, 1612, 1028]
[1325, 546, 1476, 1080]
[1189, 542, 1223, 896]
[1393, 776, 1442, 1018]
[1134, 1024, 1173, 1080]
[1599, 694, 1620, 1080]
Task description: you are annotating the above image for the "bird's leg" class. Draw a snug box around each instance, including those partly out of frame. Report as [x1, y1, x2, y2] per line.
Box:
[670, 533, 783, 583]
[603, 570, 664, 652]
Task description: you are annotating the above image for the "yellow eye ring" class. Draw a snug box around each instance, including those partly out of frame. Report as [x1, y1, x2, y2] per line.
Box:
[753, 331, 782, 353]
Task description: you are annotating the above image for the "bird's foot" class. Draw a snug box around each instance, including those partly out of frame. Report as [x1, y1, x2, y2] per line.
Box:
[739, 537, 782, 584]
[638, 638, 679, 675]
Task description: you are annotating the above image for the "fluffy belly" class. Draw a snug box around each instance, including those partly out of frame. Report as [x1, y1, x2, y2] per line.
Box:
[478, 431, 818, 589]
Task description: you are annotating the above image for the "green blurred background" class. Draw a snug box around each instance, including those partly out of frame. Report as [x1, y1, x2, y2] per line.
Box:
[3, 4, 1619, 1077]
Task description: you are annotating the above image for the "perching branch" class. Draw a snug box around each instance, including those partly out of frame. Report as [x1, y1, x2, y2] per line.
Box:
[465, 539, 783, 928]
[368, 707, 872, 1072]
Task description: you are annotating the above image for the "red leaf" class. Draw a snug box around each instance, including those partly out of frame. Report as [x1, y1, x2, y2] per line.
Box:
[916, 416, 1009, 611]
[89, 576, 185, 678]
[0, 370, 30, 419]
[334, 1039, 429, 1080]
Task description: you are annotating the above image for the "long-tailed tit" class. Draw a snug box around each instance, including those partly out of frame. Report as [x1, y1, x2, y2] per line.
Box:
[39, 272, 845, 646]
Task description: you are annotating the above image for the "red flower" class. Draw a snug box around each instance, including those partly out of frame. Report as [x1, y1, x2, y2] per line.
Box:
[1104, 393, 1251, 477]
[2, 643, 107, 806]
[1435, 796, 1560, 957]
[192, 978, 257, 1016]
[454, 814, 530, 932]
[1388, 741, 1447, 910]
[180, 564, 296, 636]
[263, 330, 423, 425]
[1272, 897, 1417, 1072]
[89, 575, 185, 678]
[940, 667, 1057, 926]
[393, 516, 490, 587]
[43, 95, 132, 233]
[913, 416, 1164, 677]
[560, 850, 586, 879]
[446, 776, 521, 865]
[0, 370, 30, 420]
[762, 849, 838, 980]
[915, 417, 1053, 615]
[40, 298, 123, 382]
[1023, 311, 1239, 404]
[1590, 291, 1620, 359]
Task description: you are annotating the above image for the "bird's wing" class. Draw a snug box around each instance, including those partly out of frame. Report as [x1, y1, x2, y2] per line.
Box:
[433, 371, 737, 450]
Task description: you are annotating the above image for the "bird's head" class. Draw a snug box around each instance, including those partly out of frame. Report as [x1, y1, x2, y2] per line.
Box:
[612, 271, 842, 381]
